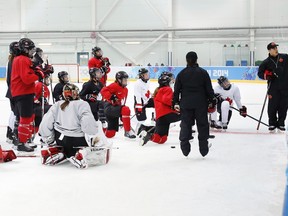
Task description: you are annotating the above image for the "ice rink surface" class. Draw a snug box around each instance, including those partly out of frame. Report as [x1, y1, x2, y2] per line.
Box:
[0, 80, 287, 216]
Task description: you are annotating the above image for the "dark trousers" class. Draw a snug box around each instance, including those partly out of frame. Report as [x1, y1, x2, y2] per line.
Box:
[55, 130, 88, 158]
[268, 90, 288, 126]
[154, 113, 180, 136]
[179, 107, 209, 148]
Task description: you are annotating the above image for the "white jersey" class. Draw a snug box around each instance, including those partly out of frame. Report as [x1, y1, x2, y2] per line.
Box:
[39, 100, 99, 138]
[214, 83, 242, 109]
[134, 79, 151, 105]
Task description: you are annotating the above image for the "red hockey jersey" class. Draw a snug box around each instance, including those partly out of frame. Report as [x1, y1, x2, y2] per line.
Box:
[11, 55, 39, 97]
[34, 81, 50, 103]
[101, 82, 128, 106]
[154, 86, 177, 120]
[88, 57, 111, 86]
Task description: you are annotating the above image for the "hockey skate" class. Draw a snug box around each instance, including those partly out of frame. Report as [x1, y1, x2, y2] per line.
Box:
[124, 130, 136, 139]
[17, 143, 34, 152]
[139, 131, 152, 146]
[210, 120, 222, 129]
[27, 138, 37, 149]
[222, 123, 228, 130]
[6, 127, 19, 145]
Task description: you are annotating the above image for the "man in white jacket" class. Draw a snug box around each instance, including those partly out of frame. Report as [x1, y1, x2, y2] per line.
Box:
[39, 83, 111, 168]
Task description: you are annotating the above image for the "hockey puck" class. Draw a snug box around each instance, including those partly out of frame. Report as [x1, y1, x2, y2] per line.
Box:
[171, 146, 176, 148]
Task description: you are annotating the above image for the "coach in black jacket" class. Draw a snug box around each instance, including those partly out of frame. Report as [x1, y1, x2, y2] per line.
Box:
[258, 42, 288, 131]
[173, 51, 215, 157]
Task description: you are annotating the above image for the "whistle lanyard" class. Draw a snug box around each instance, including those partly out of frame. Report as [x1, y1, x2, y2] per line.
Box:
[270, 55, 279, 68]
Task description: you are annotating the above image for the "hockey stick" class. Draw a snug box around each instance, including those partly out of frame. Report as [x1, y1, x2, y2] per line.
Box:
[46, 58, 55, 104]
[256, 82, 271, 130]
[230, 106, 269, 127]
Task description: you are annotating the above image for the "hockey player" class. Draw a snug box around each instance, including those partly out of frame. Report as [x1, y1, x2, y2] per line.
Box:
[39, 83, 111, 169]
[11, 38, 44, 152]
[5, 41, 20, 145]
[34, 75, 52, 133]
[79, 67, 106, 125]
[139, 72, 180, 146]
[88, 46, 111, 86]
[210, 76, 247, 130]
[52, 71, 69, 102]
[100, 71, 136, 139]
[134, 68, 154, 133]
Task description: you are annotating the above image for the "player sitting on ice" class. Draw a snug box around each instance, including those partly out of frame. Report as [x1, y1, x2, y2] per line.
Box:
[210, 76, 247, 130]
[79, 67, 107, 129]
[139, 72, 181, 146]
[53, 71, 69, 102]
[39, 83, 111, 169]
[100, 71, 136, 139]
[134, 68, 154, 134]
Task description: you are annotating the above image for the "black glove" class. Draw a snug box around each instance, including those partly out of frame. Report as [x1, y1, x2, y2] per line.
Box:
[239, 106, 247, 117]
[86, 94, 97, 102]
[38, 97, 48, 104]
[101, 66, 108, 74]
[34, 66, 45, 80]
[110, 94, 118, 103]
[214, 93, 223, 103]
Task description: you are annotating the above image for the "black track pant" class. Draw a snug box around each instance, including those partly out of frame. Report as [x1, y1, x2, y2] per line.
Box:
[179, 107, 209, 148]
[268, 90, 288, 127]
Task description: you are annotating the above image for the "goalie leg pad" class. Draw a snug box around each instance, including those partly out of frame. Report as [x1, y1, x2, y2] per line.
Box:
[41, 146, 66, 165]
[69, 147, 110, 168]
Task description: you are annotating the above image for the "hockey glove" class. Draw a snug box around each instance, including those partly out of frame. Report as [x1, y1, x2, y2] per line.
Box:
[214, 93, 223, 103]
[34, 66, 45, 79]
[101, 66, 108, 74]
[86, 94, 97, 102]
[135, 104, 143, 115]
[239, 106, 247, 117]
[264, 70, 277, 80]
[225, 97, 233, 105]
[110, 94, 118, 104]
[43, 64, 54, 74]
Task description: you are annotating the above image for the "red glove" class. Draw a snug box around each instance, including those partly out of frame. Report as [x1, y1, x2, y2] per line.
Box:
[264, 70, 276, 80]
[86, 94, 97, 102]
[225, 97, 233, 105]
[135, 104, 143, 115]
[34, 66, 45, 79]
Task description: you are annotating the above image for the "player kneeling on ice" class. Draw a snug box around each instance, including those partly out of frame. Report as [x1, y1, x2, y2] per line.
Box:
[100, 71, 136, 139]
[210, 76, 247, 130]
[39, 83, 111, 169]
[139, 72, 180, 146]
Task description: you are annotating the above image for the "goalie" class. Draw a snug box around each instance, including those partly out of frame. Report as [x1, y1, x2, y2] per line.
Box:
[38, 83, 111, 169]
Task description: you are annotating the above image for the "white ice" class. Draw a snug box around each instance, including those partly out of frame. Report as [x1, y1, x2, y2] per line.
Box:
[0, 80, 287, 216]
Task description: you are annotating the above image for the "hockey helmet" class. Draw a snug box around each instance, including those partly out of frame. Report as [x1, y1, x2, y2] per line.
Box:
[92, 46, 103, 57]
[158, 74, 171, 87]
[9, 41, 20, 56]
[115, 71, 129, 87]
[62, 83, 79, 101]
[19, 38, 36, 57]
[58, 71, 69, 83]
[138, 68, 149, 82]
[217, 76, 231, 90]
[89, 67, 102, 80]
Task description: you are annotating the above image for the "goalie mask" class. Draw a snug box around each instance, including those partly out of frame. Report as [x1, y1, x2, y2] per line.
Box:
[217, 76, 231, 90]
[89, 67, 102, 81]
[62, 83, 80, 101]
[115, 71, 129, 87]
